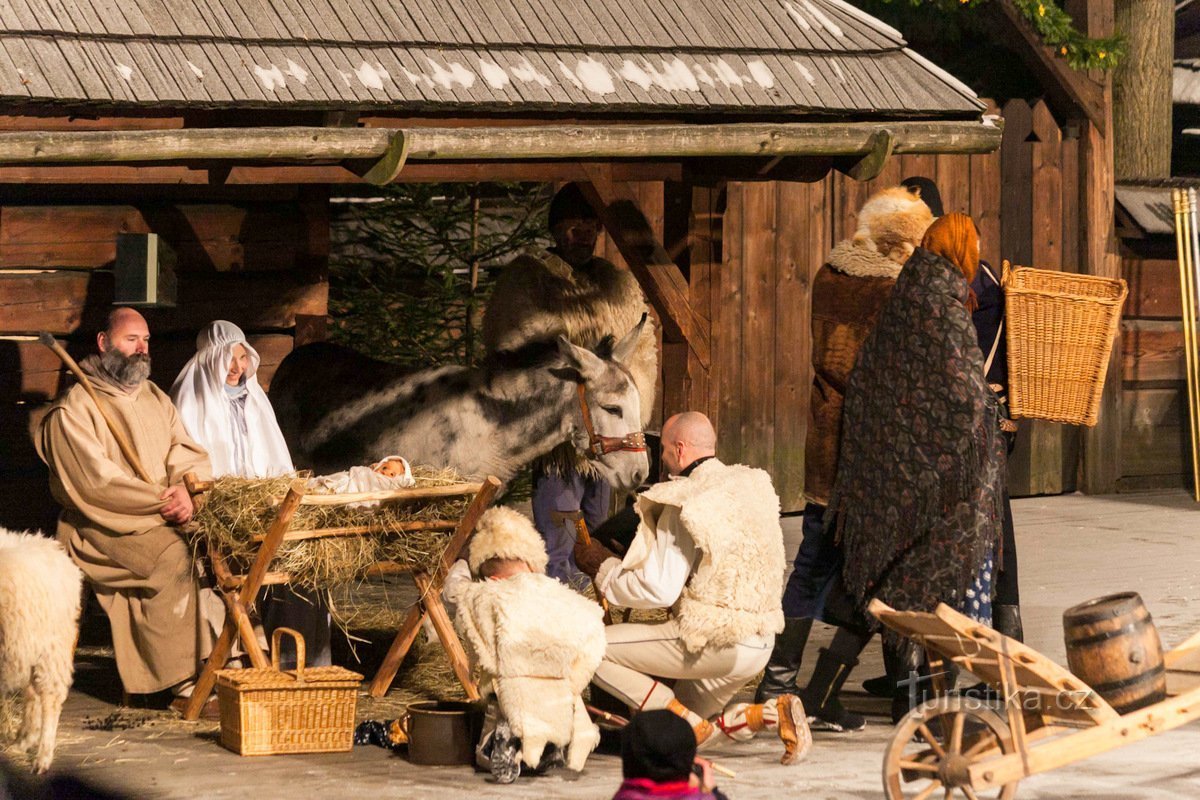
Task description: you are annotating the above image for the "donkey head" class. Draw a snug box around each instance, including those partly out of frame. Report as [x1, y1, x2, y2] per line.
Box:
[556, 319, 650, 492]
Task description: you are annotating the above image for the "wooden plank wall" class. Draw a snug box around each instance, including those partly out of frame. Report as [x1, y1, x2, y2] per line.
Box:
[1120, 236, 1188, 491]
[692, 99, 1088, 511]
[0, 186, 330, 531]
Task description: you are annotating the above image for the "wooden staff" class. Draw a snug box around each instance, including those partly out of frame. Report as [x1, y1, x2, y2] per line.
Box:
[1177, 191, 1200, 502]
[38, 331, 154, 484]
[567, 511, 612, 624]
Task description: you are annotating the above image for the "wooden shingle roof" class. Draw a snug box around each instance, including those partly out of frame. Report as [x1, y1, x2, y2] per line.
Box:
[0, 0, 982, 117]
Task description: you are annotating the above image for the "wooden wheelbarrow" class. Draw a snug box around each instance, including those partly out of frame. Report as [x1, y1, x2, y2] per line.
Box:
[870, 598, 1200, 799]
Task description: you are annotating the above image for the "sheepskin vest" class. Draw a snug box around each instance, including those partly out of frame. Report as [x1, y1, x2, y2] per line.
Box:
[454, 572, 606, 771]
[482, 249, 658, 427]
[635, 459, 785, 652]
[804, 242, 902, 507]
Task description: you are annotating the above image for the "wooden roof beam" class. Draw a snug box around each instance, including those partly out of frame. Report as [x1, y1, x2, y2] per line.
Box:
[991, 0, 1106, 133]
[0, 120, 1002, 170]
[579, 164, 712, 369]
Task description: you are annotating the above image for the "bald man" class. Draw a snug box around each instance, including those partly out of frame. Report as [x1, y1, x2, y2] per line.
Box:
[573, 413, 811, 765]
[37, 308, 224, 716]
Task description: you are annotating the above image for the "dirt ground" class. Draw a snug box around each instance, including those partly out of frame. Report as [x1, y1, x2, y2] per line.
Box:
[7, 491, 1200, 799]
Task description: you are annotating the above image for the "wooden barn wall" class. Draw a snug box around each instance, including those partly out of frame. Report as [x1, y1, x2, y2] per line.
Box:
[1120, 237, 1188, 491]
[0, 186, 330, 532]
[691, 99, 1086, 511]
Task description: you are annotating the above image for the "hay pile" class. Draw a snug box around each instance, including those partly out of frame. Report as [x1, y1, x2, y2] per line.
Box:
[192, 466, 472, 589]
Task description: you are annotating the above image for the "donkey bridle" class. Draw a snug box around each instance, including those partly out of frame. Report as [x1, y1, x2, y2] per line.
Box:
[576, 383, 647, 457]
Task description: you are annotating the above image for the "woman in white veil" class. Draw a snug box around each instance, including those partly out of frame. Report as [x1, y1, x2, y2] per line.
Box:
[171, 320, 293, 478]
[172, 320, 331, 667]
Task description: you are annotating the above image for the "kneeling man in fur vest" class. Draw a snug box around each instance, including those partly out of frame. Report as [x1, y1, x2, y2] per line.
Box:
[482, 183, 658, 586]
[575, 412, 812, 765]
[444, 506, 607, 783]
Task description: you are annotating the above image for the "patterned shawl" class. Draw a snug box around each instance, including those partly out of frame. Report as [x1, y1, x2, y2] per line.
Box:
[828, 247, 1006, 641]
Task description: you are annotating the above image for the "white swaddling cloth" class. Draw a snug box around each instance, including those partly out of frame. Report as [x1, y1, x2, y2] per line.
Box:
[308, 456, 415, 509]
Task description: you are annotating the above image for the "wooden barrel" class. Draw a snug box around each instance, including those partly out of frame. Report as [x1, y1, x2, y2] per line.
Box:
[1063, 592, 1166, 714]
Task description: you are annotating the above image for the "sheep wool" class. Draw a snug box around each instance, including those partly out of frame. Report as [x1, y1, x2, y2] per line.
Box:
[0, 528, 83, 774]
[631, 459, 786, 652]
[454, 572, 606, 772]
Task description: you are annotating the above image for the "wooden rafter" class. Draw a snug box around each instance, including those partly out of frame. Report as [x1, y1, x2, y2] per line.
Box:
[992, 0, 1107, 133]
[579, 164, 711, 369]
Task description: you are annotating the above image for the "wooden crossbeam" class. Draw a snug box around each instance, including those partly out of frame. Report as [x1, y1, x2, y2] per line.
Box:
[580, 164, 712, 368]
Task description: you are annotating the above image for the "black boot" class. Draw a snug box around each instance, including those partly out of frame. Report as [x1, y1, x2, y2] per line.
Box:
[799, 648, 866, 732]
[862, 674, 897, 698]
[993, 604, 1024, 643]
[885, 642, 925, 724]
[754, 617, 813, 703]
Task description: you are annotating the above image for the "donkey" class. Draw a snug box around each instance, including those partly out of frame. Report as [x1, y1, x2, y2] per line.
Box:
[269, 321, 650, 491]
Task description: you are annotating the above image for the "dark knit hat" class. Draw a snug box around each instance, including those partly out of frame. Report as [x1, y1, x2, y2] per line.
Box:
[901, 176, 944, 217]
[620, 710, 696, 782]
[548, 183, 599, 229]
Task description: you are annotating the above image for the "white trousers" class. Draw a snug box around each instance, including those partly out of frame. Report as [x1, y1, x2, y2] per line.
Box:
[591, 619, 771, 719]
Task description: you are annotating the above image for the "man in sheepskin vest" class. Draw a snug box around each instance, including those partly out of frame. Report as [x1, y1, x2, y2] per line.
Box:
[442, 506, 606, 783]
[481, 183, 658, 586]
[754, 187, 934, 732]
[574, 412, 811, 765]
[36, 308, 226, 717]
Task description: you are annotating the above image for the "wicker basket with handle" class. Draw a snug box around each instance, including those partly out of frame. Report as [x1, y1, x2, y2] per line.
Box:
[1003, 261, 1128, 427]
[216, 627, 363, 756]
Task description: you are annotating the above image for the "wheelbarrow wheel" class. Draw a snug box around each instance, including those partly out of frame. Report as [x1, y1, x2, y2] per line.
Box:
[883, 695, 1019, 800]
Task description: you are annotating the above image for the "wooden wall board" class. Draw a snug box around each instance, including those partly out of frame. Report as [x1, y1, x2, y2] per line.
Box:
[1121, 388, 1187, 478]
[0, 203, 310, 272]
[0, 270, 327, 336]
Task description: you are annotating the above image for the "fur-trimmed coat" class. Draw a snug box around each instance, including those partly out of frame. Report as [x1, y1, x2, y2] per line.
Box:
[453, 572, 606, 771]
[625, 459, 785, 652]
[804, 188, 933, 506]
[804, 247, 902, 506]
[482, 249, 658, 428]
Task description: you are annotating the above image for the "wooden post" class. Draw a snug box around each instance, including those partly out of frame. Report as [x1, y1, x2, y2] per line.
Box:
[1070, 0, 1122, 494]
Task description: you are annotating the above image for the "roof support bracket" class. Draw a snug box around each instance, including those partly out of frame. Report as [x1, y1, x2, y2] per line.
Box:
[346, 130, 408, 185]
[846, 128, 895, 181]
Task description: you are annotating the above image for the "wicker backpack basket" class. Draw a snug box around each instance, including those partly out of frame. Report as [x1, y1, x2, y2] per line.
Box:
[216, 628, 363, 756]
[1003, 261, 1128, 427]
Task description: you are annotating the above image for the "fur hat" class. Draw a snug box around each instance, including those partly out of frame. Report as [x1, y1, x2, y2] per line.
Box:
[901, 176, 944, 217]
[853, 186, 935, 264]
[467, 506, 549, 576]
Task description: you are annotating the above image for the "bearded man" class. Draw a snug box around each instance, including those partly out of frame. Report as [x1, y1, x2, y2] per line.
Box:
[36, 307, 223, 715]
[482, 183, 658, 585]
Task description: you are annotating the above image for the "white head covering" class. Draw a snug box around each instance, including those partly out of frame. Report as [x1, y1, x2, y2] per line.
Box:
[170, 320, 294, 478]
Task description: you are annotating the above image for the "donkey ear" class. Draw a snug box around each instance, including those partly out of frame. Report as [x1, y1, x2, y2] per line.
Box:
[610, 314, 646, 367]
[556, 335, 606, 382]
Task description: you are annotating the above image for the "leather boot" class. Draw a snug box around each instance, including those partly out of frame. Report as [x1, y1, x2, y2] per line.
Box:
[993, 603, 1024, 643]
[885, 642, 925, 724]
[754, 617, 813, 703]
[799, 648, 866, 732]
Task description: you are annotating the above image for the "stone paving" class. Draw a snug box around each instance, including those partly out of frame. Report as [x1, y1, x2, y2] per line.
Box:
[9, 491, 1200, 799]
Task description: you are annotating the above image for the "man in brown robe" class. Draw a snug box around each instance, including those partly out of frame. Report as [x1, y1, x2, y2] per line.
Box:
[36, 308, 222, 709]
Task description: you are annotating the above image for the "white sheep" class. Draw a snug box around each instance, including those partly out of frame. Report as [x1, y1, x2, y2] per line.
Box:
[0, 529, 83, 774]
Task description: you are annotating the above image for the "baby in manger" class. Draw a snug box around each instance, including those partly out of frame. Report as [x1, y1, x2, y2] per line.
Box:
[308, 455, 414, 507]
[443, 507, 607, 783]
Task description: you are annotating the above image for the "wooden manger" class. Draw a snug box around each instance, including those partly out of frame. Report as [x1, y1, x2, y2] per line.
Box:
[181, 472, 500, 722]
[870, 599, 1200, 799]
